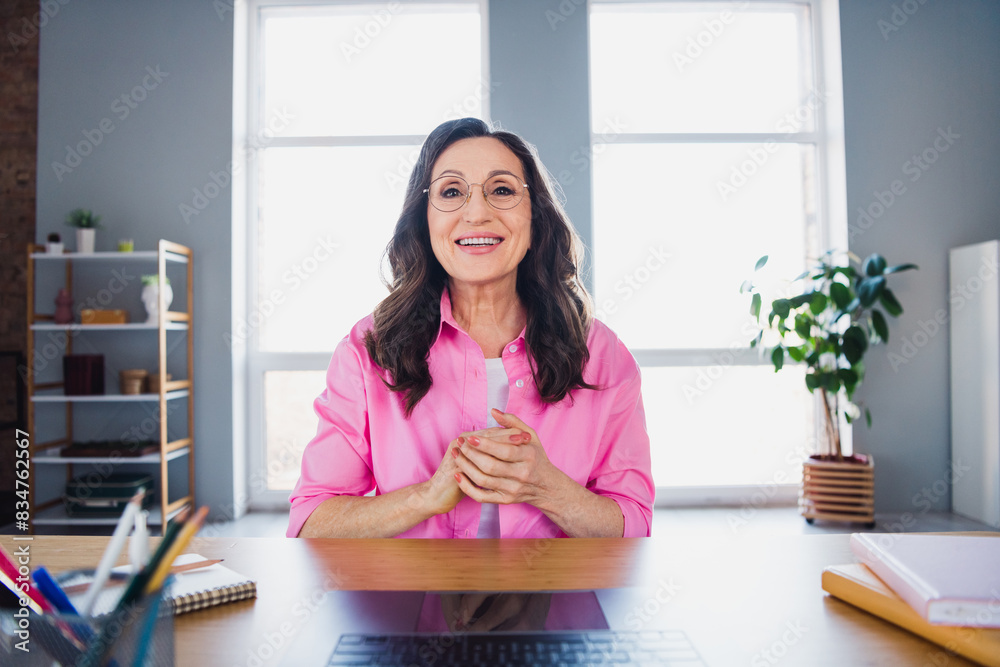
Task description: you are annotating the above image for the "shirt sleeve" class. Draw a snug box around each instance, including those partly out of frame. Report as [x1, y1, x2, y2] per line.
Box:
[286, 331, 375, 537]
[585, 341, 655, 537]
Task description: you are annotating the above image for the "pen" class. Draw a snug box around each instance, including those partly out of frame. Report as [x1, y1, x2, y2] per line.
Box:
[0, 543, 54, 614]
[60, 559, 225, 596]
[32, 566, 79, 615]
[144, 506, 209, 595]
[80, 491, 144, 615]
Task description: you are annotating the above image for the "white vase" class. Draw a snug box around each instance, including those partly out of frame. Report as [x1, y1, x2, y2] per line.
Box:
[142, 283, 174, 325]
[76, 228, 96, 254]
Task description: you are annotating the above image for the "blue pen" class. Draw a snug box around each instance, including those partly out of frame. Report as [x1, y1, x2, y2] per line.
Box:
[32, 566, 80, 615]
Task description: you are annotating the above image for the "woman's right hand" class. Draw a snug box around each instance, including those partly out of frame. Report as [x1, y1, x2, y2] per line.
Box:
[417, 439, 466, 516]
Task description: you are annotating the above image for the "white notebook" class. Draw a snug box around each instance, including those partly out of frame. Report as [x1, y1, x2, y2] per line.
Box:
[850, 533, 1000, 627]
[66, 553, 257, 616]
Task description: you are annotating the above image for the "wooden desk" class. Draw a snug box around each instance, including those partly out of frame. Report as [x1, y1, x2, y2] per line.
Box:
[0, 533, 986, 665]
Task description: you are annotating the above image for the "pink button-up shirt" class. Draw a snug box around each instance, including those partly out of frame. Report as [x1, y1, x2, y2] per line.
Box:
[287, 291, 654, 539]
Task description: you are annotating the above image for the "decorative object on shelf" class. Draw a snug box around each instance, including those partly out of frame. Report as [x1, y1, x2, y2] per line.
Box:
[63, 354, 105, 395]
[120, 369, 149, 395]
[148, 372, 172, 394]
[65, 208, 103, 254]
[117, 238, 134, 252]
[46, 232, 64, 254]
[80, 308, 129, 325]
[743, 251, 917, 527]
[141, 274, 172, 325]
[60, 440, 160, 458]
[54, 288, 74, 324]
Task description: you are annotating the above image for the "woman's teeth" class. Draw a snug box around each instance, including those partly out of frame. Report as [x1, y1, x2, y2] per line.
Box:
[457, 238, 501, 246]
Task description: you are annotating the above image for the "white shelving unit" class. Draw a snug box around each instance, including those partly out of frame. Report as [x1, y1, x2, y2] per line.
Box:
[26, 240, 195, 533]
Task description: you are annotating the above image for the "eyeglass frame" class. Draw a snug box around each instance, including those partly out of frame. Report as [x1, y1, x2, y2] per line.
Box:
[423, 173, 530, 212]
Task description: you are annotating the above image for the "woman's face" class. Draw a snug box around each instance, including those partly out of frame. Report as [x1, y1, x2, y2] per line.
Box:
[426, 137, 531, 294]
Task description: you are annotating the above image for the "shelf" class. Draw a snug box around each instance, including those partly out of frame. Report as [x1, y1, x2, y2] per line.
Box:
[31, 389, 190, 403]
[32, 322, 188, 331]
[32, 502, 187, 527]
[32, 445, 190, 465]
[31, 250, 188, 264]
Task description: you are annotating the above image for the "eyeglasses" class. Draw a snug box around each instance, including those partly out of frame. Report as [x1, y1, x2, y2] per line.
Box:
[424, 174, 529, 212]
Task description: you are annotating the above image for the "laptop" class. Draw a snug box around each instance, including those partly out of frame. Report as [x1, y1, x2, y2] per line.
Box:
[280, 588, 706, 666]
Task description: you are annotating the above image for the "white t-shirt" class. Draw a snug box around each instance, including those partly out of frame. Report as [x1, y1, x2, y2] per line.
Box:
[476, 357, 509, 538]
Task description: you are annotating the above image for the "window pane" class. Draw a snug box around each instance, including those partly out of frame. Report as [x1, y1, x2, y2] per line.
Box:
[262, 6, 483, 137]
[642, 365, 812, 487]
[265, 371, 326, 491]
[257, 145, 416, 352]
[590, 4, 812, 134]
[592, 142, 814, 349]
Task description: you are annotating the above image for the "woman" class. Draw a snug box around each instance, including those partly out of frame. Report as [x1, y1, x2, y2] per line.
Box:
[288, 118, 653, 539]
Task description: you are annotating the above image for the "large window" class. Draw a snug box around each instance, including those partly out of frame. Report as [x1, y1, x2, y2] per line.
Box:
[245, 1, 486, 507]
[589, 1, 846, 502]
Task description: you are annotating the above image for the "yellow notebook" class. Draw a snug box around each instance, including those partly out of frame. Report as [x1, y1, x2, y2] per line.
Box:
[822, 563, 1000, 667]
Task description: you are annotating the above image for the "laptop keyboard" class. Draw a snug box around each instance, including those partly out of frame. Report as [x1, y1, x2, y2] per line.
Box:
[326, 629, 706, 666]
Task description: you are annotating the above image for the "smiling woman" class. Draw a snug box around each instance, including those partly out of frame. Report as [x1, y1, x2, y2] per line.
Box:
[288, 118, 654, 541]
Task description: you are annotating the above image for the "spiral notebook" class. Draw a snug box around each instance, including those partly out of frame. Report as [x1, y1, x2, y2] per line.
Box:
[65, 553, 257, 616]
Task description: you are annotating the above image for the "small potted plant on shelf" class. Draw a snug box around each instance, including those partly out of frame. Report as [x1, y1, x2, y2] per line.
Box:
[65, 208, 103, 254]
[45, 232, 63, 254]
[742, 251, 917, 526]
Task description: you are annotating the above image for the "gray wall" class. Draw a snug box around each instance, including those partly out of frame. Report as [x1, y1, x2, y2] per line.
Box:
[36, 0, 1000, 518]
[37, 0, 236, 519]
[840, 0, 1000, 511]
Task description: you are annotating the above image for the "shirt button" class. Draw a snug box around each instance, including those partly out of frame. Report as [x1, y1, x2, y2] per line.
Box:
[509, 344, 518, 353]
[515, 379, 524, 388]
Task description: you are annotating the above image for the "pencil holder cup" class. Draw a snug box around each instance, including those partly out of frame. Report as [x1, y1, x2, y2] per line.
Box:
[0, 578, 174, 666]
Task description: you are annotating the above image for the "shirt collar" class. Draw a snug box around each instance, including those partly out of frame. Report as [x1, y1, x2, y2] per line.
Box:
[436, 286, 528, 347]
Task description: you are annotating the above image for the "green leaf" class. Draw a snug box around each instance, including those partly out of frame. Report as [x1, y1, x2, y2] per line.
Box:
[809, 292, 828, 315]
[829, 282, 851, 310]
[838, 368, 859, 385]
[750, 293, 762, 318]
[871, 309, 889, 342]
[865, 408, 872, 428]
[772, 299, 791, 318]
[885, 263, 918, 275]
[842, 325, 868, 364]
[880, 289, 903, 317]
[863, 253, 887, 276]
[755, 255, 769, 271]
[739, 279, 753, 294]
[788, 293, 812, 309]
[805, 373, 820, 391]
[794, 314, 812, 339]
[771, 346, 784, 372]
[788, 346, 806, 362]
[857, 276, 886, 307]
[844, 297, 860, 313]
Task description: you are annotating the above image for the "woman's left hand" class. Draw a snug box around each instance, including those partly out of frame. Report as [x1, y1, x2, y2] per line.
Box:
[453, 409, 566, 507]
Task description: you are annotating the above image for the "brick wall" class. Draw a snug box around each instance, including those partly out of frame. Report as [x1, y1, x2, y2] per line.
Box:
[0, 0, 39, 514]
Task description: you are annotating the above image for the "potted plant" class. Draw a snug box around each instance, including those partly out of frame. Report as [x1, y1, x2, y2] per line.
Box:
[742, 251, 917, 526]
[65, 208, 103, 254]
[141, 274, 172, 325]
[45, 232, 63, 254]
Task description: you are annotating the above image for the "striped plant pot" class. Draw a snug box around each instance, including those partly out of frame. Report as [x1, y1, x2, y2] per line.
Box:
[800, 454, 875, 527]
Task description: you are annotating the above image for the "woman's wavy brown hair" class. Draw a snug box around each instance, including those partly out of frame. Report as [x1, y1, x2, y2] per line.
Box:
[364, 118, 597, 416]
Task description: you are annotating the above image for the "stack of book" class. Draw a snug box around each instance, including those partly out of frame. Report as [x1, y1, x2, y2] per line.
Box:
[822, 533, 1000, 667]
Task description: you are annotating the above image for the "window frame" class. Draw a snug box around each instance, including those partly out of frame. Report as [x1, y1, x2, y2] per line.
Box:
[588, 0, 848, 507]
[243, 0, 490, 510]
